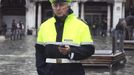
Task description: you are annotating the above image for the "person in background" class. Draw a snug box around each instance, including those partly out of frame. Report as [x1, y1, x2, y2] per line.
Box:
[92, 23, 97, 36]
[125, 12, 134, 40]
[101, 18, 107, 37]
[35, 0, 95, 75]
[2, 22, 7, 36]
[116, 18, 127, 35]
[11, 19, 17, 40]
[11, 19, 17, 33]
[115, 18, 127, 50]
[16, 21, 24, 40]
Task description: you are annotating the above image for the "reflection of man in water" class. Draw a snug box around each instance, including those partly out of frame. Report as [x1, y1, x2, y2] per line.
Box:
[125, 12, 134, 40]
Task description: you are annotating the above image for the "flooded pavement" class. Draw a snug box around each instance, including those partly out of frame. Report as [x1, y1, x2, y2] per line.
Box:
[85, 36, 134, 75]
[85, 50, 134, 75]
[0, 35, 37, 75]
[0, 35, 134, 75]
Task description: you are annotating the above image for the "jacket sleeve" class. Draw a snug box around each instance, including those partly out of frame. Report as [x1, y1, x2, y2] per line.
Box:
[68, 20, 95, 60]
[35, 44, 47, 68]
[69, 44, 95, 60]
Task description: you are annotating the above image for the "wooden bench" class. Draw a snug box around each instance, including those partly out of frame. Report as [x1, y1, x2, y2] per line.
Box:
[80, 50, 126, 70]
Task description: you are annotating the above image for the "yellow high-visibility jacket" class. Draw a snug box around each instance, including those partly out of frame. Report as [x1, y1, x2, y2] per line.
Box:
[37, 13, 93, 45]
[36, 13, 94, 60]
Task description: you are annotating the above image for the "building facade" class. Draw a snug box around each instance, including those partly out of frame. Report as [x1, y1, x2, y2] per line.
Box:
[0, 0, 134, 35]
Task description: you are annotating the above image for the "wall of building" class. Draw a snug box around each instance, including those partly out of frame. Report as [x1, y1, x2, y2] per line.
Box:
[112, 0, 125, 29]
[0, 0, 26, 35]
[0, 0, 131, 36]
[3, 16, 25, 29]
[25, 0, 36, 32]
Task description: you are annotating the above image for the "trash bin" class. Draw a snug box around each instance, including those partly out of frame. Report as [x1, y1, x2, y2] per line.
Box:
[27, 29, 32, 35]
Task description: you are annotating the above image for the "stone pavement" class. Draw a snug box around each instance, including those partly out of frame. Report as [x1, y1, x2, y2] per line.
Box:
[0, 35, 134, 75]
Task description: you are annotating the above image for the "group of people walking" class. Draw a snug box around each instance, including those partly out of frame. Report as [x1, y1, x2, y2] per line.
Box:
[11, 19, 24, 40]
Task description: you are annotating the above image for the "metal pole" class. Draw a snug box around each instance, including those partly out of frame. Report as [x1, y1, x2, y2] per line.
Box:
[112, 30, 116, 54]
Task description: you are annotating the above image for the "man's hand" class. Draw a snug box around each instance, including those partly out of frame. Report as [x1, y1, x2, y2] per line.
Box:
[58, 45, 71, 55]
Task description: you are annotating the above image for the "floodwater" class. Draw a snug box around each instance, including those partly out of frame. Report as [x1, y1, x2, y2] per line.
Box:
[0, 35, 134, 75]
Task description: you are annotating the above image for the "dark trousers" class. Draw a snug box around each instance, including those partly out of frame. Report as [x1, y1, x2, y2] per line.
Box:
[45, 63, 85, 75]
[35, 49, 85, 75]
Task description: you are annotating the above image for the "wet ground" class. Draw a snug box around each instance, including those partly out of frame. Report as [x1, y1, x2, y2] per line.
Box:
[0, 35, 36, 75]
[0, 35, 134, 75]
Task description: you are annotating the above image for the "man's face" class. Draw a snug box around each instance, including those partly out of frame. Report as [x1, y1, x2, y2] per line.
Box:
[52, 2, 69, 17]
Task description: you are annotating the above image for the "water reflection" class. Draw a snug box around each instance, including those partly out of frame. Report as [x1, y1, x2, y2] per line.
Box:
[94, 36, 112, 50]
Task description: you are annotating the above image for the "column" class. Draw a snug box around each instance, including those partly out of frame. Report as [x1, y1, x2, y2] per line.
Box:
[37, 3, 41, 28]
[25, 0, 36, 35]
[80, 2, 84, 20]
[0, 0, 5, 39]
[0, 0, 2, 28]
[112, 0, 124, 29]
[71, 1, 79, 17]
[122, 2, 125, 18]
[107, 4, 111, 36]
